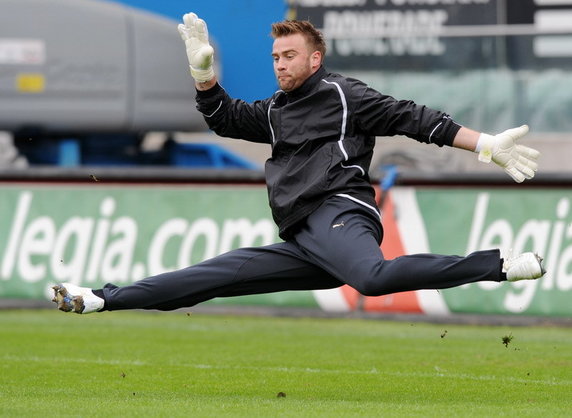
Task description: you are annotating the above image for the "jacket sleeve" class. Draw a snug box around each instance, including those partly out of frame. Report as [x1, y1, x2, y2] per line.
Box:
[195, 83, 272, 144]
[352, 82, 461, 147]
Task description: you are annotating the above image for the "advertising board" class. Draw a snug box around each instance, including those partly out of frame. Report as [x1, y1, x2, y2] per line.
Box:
[1, 183, 570, 317]
[291, 0, 572, 70]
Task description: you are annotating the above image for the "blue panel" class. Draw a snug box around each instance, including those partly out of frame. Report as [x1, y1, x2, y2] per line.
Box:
[170, 143, 259, 169]
[59, 139, 81, 167]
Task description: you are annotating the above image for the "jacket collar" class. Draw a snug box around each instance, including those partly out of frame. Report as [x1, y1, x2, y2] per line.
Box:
[285, 66, 327, 102]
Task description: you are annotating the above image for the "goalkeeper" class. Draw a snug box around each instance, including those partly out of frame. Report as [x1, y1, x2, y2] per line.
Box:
[52, 14, 545, 314]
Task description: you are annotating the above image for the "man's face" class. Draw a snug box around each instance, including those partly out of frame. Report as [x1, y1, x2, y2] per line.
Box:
[272, 33, 320, 92]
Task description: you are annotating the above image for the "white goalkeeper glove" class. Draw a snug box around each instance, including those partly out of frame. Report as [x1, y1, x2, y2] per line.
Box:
[178, 13, 215, 83]
[476, 125, 540, 183]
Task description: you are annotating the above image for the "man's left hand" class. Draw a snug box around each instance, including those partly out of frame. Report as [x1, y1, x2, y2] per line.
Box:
[476, 125, 540, 183]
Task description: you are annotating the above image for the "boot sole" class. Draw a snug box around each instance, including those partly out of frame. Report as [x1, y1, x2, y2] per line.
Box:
[52, 285, 85, 314]
[535, 253, 547, 276]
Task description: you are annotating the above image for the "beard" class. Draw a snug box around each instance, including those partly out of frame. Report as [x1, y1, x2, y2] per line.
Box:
[275, 61, 314, 92]
[277, 76, 295, 92]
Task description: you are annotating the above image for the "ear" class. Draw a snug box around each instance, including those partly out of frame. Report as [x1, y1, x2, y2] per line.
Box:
[311, 51, 322, 68]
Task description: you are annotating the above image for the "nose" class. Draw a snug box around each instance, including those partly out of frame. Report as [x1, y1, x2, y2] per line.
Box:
[275, 57, 286, 71]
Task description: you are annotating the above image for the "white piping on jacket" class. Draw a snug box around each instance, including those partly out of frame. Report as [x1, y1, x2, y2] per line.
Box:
[267, 101, 276, 143]
[203, 100, 223, 118]
[321, 79, 366, 177]
[428, 121, 442, 143]
[428, 115, 458, 144]
[267, 90, 283, 143]
[336, 193, 381, 220]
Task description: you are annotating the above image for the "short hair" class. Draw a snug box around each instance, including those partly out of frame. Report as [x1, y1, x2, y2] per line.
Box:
[271, 20, 326, 60]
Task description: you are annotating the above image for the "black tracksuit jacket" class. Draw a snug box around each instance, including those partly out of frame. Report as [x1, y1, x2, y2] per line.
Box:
[195, 66, 462, 240]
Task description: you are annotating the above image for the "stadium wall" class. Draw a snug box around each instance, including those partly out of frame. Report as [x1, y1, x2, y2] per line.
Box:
[0, 173, 570, 319]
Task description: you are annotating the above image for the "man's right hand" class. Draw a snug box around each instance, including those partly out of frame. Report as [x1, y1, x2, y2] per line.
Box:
[178, 13, 215, 83]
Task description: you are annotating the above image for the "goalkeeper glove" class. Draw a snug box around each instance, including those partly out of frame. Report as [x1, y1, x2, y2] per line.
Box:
[178, 13, 215, 83]
[476, 125, 540, 183]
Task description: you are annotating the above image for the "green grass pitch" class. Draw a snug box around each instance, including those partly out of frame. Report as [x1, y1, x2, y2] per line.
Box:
[0, 309, 571, 417]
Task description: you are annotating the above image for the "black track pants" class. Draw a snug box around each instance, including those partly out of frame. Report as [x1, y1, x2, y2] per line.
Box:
[102, 196, 503, 311]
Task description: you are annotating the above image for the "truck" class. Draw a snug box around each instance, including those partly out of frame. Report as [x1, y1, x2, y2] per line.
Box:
[0, 0, 211, 167]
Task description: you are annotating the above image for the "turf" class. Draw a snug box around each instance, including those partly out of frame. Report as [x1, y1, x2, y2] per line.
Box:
[0, 310, 571, 417]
